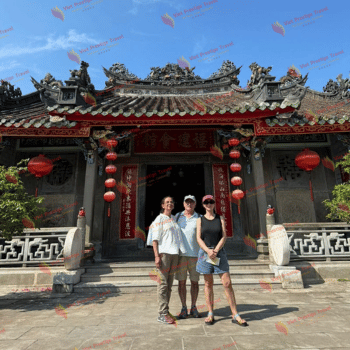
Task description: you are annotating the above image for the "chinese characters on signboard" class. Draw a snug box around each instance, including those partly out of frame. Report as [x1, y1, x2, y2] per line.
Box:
[212, 164, 233, 237]
[134, 129, 214, 153]
[119, 165, 138, 239]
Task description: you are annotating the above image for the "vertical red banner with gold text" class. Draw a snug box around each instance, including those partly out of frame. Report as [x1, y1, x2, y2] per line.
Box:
[119, 165, 138, 240]
[212, 164, 233, 237]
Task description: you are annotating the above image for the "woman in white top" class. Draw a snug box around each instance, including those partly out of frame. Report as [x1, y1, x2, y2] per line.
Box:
[147, 196, 187, 324]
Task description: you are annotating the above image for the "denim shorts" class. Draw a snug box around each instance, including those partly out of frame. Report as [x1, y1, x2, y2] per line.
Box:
[196, 247, 230, 275]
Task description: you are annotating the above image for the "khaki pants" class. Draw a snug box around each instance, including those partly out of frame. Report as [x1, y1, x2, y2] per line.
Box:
[157, 253, 179, 315]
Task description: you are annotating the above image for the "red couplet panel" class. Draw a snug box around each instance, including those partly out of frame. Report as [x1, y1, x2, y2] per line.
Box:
[134, 129, 214, 153]
[119, 165, 138, 239]
[212, 164, 233, 237]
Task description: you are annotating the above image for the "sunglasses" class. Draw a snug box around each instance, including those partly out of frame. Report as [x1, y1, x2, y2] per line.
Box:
[203, 200, 215, 205]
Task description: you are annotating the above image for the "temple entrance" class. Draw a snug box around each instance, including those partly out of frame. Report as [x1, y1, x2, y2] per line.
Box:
[145, 164, 205, 235]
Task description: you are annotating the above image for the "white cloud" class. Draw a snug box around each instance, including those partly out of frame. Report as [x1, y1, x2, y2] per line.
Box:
[0, 61, 20, 73]
[0, 30, 99, 60]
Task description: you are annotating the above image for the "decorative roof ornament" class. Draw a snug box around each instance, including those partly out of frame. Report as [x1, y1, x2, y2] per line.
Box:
[31, 73, 64, 90]
[144, 63, 201, 84]
[31, 61, 97, 107]
[247, 62, 273, 88]
[67, 61, 95, 94]
[323, 74, 350, 99]
[103, 62, 139, 87]
[208, 60, 241, 85]
[280, 66, 308, 87]
[0, 80, 22, 105]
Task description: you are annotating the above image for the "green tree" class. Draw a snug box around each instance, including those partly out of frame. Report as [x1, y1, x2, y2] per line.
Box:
[323, 153, 350, 223]
[0, 159, 46, 240]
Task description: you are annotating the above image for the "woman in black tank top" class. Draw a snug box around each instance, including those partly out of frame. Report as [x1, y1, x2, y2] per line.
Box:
[196, 195, 248, 327]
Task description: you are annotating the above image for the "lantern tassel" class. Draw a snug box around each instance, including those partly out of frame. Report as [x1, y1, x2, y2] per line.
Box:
[108, 205, 111, 217]
[309, 178, 314, 202]
[238, 204, 241, 214]
[35, 177, 39, 197]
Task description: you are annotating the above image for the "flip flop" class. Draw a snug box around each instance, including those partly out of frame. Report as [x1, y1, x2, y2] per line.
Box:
[232, 313, 248, 327]
[205, 312, 215, 325]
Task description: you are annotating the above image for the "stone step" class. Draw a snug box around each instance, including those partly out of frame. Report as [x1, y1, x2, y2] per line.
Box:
[73, 278, 281, 294]
[84, 261, 270, 274]
[0, 267, 65, 287]
[80, 269, 275, 282]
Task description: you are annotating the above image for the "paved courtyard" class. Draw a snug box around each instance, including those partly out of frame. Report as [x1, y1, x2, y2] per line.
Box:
[0, 280, 349, 350]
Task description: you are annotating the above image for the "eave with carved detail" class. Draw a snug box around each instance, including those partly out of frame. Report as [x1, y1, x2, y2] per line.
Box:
[0, 60, 350, 139]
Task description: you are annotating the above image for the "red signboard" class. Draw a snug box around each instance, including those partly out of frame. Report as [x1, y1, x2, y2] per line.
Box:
[134, 129, 214, 153]
[119, 165, 138, 239]
[212, 164, 233, 237]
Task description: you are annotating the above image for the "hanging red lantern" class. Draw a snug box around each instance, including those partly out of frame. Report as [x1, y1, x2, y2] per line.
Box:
[105, 178, 116, 188]
[228, 138, 240, 147]
[28, 154, 54, 197]
[105, 165, 117, 174]
[231, 176, 242, 186]
[106, 139, 118, 150]
[232, 189, 245, 214]
[229, 150, 241, 159]
[104, 191, 116, 217]
[106, 152, 117, 161]
[230, 163, 242, 172]
[295, 148, 320, 201]
[28, 154, 54, 178]
[295, 148, 320, 172]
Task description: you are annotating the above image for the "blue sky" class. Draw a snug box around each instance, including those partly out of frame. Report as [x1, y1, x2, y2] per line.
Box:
[0, 0, 349, 96]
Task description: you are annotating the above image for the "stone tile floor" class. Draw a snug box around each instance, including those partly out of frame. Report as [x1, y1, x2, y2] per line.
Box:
[0, 281, 350, 350]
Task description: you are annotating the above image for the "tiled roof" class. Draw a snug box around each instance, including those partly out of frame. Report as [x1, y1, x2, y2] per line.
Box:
[265, 89, 350, 127]
[0, 92, 77, 129]
[48, 91, 300, 118]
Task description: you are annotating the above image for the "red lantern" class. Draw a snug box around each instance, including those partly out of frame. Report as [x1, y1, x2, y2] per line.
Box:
[104, 191, 116, 217]
[78, 207, 85, 217]
[105, 178, 116, 188]
[105, 165, 117, 174]
[228, 138, 240, 147]
[232, 189, 245, 214]
[230, 163, 242, 172]
[231, 176, 242, 186]
[295, 148, 320, 201]
[229, 150, 240, 159]
[28, 154, 54, 197]
[295, 148, 320, 172]
[106, 152, 117, 161]
[106, 139, 118, 150]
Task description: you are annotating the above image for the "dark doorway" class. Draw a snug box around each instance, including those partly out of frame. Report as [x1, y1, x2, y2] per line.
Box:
[145, 164, 205, 236]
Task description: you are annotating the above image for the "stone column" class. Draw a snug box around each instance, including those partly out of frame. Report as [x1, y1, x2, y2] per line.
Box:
[83, 149, 98, 247]
[251, 152, 269, 260]
[251, 152, 268, 237]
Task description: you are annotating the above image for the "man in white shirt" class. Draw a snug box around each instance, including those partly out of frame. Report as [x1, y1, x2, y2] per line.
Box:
[174, 195, 202, 319]
[147, 196, 187, 324]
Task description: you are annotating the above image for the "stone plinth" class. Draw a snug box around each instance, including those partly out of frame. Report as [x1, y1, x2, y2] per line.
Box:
[270, 265, 304, 289]
[52, 269, 84, 293]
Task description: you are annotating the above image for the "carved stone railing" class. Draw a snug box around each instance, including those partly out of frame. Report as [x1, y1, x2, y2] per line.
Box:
[284, 223, 350, 261]
[0, 228, 74, 267]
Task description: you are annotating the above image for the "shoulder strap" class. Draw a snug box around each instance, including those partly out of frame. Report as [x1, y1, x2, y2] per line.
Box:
[175, 212, 181, 223]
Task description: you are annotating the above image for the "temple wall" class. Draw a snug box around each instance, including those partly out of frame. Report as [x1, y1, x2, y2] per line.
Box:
[13, 146, 84, 228]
